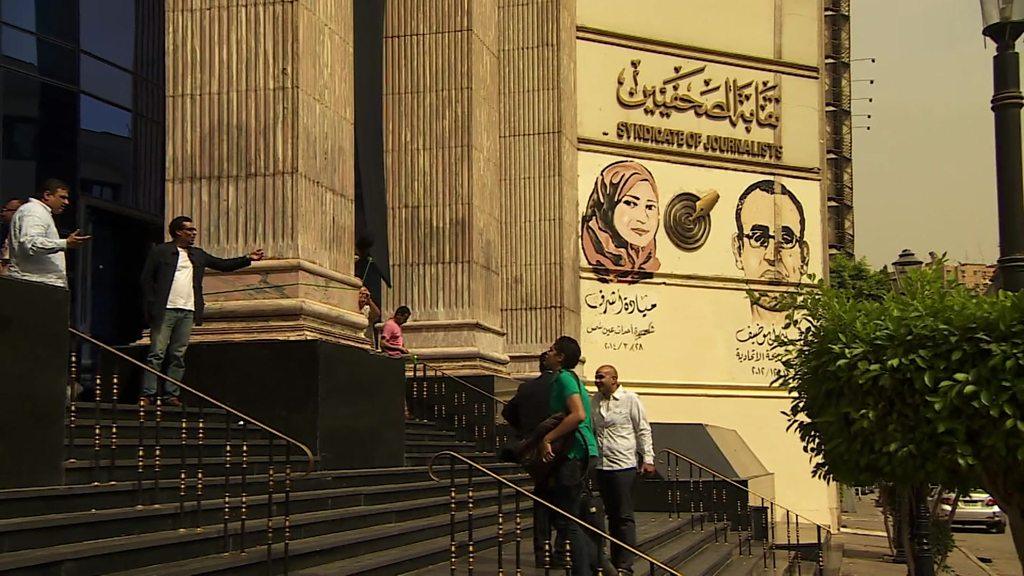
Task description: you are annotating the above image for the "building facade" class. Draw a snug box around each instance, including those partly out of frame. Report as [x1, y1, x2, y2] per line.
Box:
[825, 0, 854, 257]
[957, 262, 996, 292]
[1, 0, 838, 527]
[0, 0, 165, 344]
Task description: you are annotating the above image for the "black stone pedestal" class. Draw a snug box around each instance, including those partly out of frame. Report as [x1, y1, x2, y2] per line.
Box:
[0, 277, 68, 488]
[181, 340, 406, 470]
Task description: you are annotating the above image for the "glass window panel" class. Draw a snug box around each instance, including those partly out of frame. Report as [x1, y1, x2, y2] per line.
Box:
[1, 69, 77, 208]
[81, 54, 131, 109]
[0, 0, 34, 31]
[80, 96, 132, 205]
[79, 0, 133, 70]
[1, 24, 35, 64]
[0, 0, 75, 42]
[0, 25, 77, 84]
[80, 94, 131, 137]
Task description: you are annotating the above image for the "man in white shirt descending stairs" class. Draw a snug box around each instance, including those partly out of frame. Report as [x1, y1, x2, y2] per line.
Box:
[591, 364, 656, 575]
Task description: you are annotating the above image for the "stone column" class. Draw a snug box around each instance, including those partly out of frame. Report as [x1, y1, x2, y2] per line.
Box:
[383, 0, 507, 374]
[499, 0, 580, 378]
[165, 0, 366, 345]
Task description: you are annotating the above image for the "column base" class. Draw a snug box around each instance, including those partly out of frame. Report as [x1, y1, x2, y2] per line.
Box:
[193, 299, 369, 347]
[190, 259, 370, 347]
[402, 319, 510, 376]
[408, 347, 510, 377]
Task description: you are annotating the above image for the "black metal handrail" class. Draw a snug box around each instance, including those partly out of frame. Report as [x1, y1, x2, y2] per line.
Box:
[659, 448, 830, 534]
[72, 328, 315, 472]
[67, 328, 315, 574]
[416, 360, 507, 405]
[428, 451, 685, 575]
[407, 361, 507, 452]
[659, 447, 831, 575]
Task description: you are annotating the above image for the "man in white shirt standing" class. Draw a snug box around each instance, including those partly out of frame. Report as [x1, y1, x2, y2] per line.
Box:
[6, 179, 91, 287]
[591, 364, 655, 575]
[140, 215, 264, 406]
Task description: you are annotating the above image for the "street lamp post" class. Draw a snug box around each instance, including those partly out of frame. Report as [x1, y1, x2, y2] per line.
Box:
[890, 248, 924, 290]
[890, 248, 933, 576]
[981, 0, 1024, 293]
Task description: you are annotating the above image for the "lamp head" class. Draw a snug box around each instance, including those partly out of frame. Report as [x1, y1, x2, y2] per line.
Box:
[981, 0, 1024, 44]
[892, 248, 924, 271]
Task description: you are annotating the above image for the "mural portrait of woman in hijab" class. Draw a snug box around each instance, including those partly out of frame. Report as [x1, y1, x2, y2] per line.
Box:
[580, 160, 661, 283]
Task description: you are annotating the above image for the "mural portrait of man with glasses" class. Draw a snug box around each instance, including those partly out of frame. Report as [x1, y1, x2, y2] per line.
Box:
[731, 179, 809, 327]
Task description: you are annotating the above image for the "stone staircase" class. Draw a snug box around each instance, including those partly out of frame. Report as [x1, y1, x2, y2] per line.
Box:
[0, 403, 815, 575]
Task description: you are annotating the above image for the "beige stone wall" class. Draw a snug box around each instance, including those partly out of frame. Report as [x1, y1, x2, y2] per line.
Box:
[383, 0, 508, 372]
[165, 0, 366, 344]
[577, 0, 821, 67]
[499, 0, 580, 377]
[573, 0, 837, 528]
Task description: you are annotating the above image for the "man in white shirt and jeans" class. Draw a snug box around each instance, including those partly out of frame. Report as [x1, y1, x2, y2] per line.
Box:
[591, 365, 655, 575]
[140, 215, 264, 406]
[7, 179, 91, 287]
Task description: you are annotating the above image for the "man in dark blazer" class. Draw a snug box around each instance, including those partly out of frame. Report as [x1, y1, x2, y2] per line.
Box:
[139, 215, 264, 405]
[502, 353, 559, 568]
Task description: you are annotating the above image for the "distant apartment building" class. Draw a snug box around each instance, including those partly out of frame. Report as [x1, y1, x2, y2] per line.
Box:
[891, 251, 995, 293]
[957, 263, 997, 292]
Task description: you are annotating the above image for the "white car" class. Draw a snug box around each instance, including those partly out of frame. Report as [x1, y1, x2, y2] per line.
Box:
[937, 490, 1006, 533]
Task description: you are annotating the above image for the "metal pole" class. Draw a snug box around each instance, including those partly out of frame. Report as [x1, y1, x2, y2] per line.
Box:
[911, 486, 935, 576]
[992, 38, 1024, 292]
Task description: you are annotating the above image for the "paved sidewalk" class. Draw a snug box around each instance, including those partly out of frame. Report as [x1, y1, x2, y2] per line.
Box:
[835, 494, 1010, 576]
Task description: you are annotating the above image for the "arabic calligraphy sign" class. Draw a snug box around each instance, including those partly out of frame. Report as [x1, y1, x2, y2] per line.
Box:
[617, 59, 781, 132]
[577, 40, 822, 171]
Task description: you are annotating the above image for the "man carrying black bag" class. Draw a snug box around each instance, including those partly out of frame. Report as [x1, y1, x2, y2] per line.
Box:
[506, 347, 617, 575]
[538, 336, 600, 576]
[502, 352, 559, 568]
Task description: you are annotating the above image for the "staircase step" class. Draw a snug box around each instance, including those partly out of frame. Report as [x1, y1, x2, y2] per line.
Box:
[70, 418, 249, 440]
[63, 454, 313, 483]
[296, 520, 535, 576]
[630, 522, 728, 574]
[404, 452, 497, 466]
[0, 474, 531, 552]
[403, 440, 479, 453]
[74, 402, 228, 417]
[715, 552, 767, 576]
[64, 438, 276, 462]
[403, 420, 441, 431]
[405, 512, 702, 575]
[403, 428, 457, 440]
[0, 463, 524, 519]
[92, 501, 528, 576]
[675, 540, 741, 576]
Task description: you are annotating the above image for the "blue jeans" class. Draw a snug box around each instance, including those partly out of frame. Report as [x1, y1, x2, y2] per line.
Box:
[142, 309, 194, 398]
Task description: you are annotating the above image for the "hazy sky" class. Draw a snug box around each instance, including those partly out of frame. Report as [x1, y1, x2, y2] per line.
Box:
[851, 0, 1003, 267]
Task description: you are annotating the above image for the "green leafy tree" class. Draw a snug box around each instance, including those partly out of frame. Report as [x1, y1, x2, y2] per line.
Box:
[773, 264, 1024, 566]
[827, 253, 892, 303]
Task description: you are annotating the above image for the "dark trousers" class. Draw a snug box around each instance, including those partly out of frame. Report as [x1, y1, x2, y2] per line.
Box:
[549, 457, 599, 576]
[533, 484, 553, 563]
[597, 468, 638, 572]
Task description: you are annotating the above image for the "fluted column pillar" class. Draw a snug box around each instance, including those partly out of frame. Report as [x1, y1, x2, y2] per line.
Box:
[165, 0, 367, 345]
[383, 0, 507, 374]
[499, 0, 580, 378]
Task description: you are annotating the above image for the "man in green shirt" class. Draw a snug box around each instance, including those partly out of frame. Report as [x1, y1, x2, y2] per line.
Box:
[540, 336, 599, 575]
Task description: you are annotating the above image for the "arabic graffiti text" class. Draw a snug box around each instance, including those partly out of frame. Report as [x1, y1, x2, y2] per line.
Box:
[583, 289, 657, 318]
